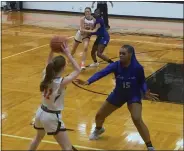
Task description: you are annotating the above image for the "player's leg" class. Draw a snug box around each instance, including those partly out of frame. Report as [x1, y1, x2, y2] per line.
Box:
[28, 130, 45, 150]
[89, 37, 100, 67]
[28, 107, 45, 150]
[80, 37, 90, 69]
[97, 44, 113, 63]
[71, 40, 80, 57]
[89, 101, 119, 140]
[54, 131, 74, 150]
[96, 36, 113, 63]
[128, 103, 154, 151]
[71, 30, 82, 57]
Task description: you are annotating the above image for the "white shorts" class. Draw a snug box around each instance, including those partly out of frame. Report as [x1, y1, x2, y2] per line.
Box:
[74, 30, 90, 43]
[34, 105, 65, 135]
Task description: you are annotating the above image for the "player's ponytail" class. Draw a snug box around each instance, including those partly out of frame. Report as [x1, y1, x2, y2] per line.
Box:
[40, 55, 66, 92]
[40, 62, 55, 92]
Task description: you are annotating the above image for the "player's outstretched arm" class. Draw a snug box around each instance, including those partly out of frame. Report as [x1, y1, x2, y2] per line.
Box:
[75, 62, 117, 85]
[60, 42, 81, 87]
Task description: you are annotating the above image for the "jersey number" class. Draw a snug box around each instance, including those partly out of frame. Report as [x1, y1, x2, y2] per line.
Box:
[123, 82, 131, 88]
[103, 41, 107, 45]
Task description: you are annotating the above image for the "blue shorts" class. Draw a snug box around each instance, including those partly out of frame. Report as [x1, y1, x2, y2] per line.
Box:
[106, 92, 142, 107]
[94, 36, 110, 46]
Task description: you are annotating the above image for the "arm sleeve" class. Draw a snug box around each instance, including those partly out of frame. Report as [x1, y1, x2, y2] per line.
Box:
[90, 20, 102, 35]
[91, 31, 98, 35]
[87, 62, 117, 85]
[138, 67, 148, 95]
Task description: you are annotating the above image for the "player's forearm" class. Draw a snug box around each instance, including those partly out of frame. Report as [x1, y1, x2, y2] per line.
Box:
[87, 72, 105, 85]
[46, 51, 54, 65]
[87, 65, 114, 84]
[141, 82, 148, 95]
[65, 53, 81, 72]
[82, 29, 96, 33]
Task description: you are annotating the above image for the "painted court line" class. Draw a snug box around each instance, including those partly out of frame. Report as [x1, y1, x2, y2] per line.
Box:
[2, 36, 74, 60]
[1, 133, 104, 150]
[2, 36, 182, 60]
[2, 44, 49, 60]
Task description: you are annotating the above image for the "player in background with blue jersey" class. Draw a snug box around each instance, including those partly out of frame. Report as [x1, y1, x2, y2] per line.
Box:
[75, 45, 159, 151]
[80, 8, 113, 67]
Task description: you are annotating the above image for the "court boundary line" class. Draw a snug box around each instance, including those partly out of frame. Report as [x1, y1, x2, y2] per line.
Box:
[2, 133, 182, 150]
[1, 133, 104, 150]
[2, 36, 183, 60]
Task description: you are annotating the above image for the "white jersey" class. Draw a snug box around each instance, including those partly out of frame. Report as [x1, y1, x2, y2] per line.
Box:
[41, 70, 65, 111]
[83, 17, 95, 30]
[74, 17, 95, 43]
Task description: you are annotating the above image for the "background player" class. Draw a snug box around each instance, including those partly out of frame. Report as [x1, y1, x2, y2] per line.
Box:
[91, 1, 113, 29]
[71, 7, 95, 70]
[80, 8, 113, 67]
[75, 45, 159, 151]
[29, 42, 81, 151]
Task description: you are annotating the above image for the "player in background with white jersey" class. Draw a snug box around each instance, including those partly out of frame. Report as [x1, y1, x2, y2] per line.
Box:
[71, 7, 96, 70]
[28, 42, 81, 151]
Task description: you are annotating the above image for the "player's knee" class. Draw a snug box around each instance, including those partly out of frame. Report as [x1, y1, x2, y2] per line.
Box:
[84, 47, 88, 52]
[131, 115, 142, 123]
[91, 50, 96, 56]
[97, 51, 102, 58]
[35, 135, 44, 142]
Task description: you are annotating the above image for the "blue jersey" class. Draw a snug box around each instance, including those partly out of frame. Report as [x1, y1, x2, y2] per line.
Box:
[92, 17, 109, 38]
[87, 61, 147, 106]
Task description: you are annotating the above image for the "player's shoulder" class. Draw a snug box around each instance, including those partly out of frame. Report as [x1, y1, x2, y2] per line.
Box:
[80, 16, 85, 20]
[92, 16, 96, 21]
[113, 60, 120, 65]
[53, 77, 63, 84]
[107, 61, 119, 68]
[134, 64, 144, 72]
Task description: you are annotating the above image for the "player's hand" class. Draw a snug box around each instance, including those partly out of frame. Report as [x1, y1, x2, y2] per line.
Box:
[74, 79, 89, 85]
[61, 41, 70, 54]
[144, 90, 159, 101]
[80, 28, 85, 32]
[80, 30, 85, 35]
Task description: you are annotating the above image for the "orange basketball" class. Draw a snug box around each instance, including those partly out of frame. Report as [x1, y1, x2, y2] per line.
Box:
[50, 36, 67, 53]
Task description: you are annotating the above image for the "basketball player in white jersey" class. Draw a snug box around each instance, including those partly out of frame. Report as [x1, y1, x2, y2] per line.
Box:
[71, 7, 95, 70]
[28, 42, 81, 151]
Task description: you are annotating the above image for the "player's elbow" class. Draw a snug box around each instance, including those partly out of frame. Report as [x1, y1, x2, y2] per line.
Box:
[75, 68, 82, 76]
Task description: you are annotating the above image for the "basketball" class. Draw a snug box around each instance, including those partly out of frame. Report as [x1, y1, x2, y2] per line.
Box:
[50, 36, 68, 53]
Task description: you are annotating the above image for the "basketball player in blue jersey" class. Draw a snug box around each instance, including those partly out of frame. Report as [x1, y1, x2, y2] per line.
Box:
[80, 8, 113, 67]
[75, 45, 159, 151]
